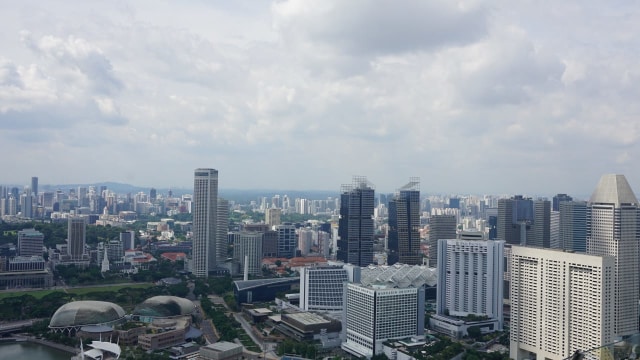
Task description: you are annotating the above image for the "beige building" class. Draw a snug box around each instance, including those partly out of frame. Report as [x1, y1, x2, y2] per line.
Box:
[510, 246, 614, 360]
[198, 341, 243, 360]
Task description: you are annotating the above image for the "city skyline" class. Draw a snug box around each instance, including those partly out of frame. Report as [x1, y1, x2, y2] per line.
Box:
[1, 1, 640, 194]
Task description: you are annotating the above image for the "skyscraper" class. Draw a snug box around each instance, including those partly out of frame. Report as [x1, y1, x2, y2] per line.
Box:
[531, 199, 550, 247]
[510, 246, 614, 360]
[427, 215, 456, 267]
[586, 174, 640, 338]
[216, 198, 229, 265]
[552, 193, 573, 212]
[31, 177, 38, 206]
[67, 216, 86, 260]
[192, 168, 218, 277]
[337, 177, 375, 267]
[497, 196, 534, 245]
[558, 201, 587, 252]
[387, 178, 421, 265]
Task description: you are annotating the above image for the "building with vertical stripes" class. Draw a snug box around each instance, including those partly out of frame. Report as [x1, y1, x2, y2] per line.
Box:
[510, 246, 614, 360]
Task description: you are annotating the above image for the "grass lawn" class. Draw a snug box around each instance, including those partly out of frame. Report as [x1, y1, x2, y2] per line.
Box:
[0, 283, 154, 300]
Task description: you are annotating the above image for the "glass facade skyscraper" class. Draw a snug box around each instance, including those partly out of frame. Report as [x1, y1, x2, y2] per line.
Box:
[388, 179, 421, 265]
[337, 177, 375, 267]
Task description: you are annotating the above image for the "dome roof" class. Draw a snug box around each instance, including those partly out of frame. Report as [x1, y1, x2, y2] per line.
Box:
[133, 296, 195, 318]
[50, 301, 126, 328]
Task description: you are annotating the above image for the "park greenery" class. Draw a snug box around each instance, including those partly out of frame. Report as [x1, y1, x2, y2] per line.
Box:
[276, 339, 319, 358]
[199, 296, 238, 342]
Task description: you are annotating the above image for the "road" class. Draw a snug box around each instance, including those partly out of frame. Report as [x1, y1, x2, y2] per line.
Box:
[0, 281, 153, 295]
[232, 312, 278, 359]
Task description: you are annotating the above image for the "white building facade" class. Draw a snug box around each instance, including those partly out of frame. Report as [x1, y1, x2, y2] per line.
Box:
[510, 246, 614, 360]
[342, 283, 423, 359]
[586, 174, 640, 338]
[433, 238, 504, 337]
[192, 168, 218, 277]
[299, 265, 349, 312]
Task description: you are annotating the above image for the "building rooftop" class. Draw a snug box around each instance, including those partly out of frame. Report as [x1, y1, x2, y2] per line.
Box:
[285, 312, 330, 326]
[590, 174, 638, 206]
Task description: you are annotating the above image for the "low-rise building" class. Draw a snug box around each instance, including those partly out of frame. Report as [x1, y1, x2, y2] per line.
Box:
[198, 341, 243, 360]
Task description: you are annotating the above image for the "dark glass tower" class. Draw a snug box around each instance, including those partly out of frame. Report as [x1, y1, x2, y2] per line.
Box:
[337, 177, 375, 266]
[388, 179, 421, 265]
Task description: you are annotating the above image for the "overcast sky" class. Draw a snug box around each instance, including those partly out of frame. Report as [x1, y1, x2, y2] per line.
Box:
[1, 0, 639, 196]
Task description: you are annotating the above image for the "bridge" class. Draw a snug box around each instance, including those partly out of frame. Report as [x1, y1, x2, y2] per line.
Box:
[0, 320, 36, 334]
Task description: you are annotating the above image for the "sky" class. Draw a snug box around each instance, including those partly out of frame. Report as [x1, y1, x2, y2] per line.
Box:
[1, 0, 639, 196]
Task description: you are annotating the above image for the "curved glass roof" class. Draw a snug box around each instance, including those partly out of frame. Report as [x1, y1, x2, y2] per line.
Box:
[49, 301, 126, 328]
[132, 296, 195, 318]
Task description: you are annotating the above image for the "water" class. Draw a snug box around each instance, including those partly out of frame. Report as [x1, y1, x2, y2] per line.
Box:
[0, 342, 70, 360]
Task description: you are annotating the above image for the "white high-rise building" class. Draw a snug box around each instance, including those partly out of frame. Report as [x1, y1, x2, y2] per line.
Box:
[510, 246, 614, 360]
[435, 237, 504, 329]
[342, 283, 423, 358]
[192, 168, 218, 277]
[586, 174, 639, 338]
[299, 265, 349, 312]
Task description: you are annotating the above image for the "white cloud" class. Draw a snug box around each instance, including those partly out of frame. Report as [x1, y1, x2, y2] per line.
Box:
[0, 0, 639, 194]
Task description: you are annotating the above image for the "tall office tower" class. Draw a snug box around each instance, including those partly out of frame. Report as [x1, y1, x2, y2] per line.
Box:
[77, 187, 88, 207]
[497, 196, 534, 245]
[342, 283, 424, 358]
[31, 177, 38, 205]
[192, 168, 218, 277]
[17, 228, 44, 256]
[120, 231, 136, 251]
[216, 198, 229, 265]
[550, 211, 560, 248]
[531, 199, 550, 247]
[448, 197, 460, 209]
[387, 179, 421, 265]
[0, 197, 5, 216]
[510, 246, 614, 360]
[8, 195, 17, 215]
[42, 191, 54, 209]
[149, 188, 157, 202]
[67, 216, 87, 260]
[586, 174, 640, 338]
[234, 232, 263, 277]
[427, 215, 456, 267]
[275, 223, 296, 258]
[265, 208, 282, 227]
[20, 191, 33, 218]
[337, 177, 375, 267]
[552, 193, 573, 212]
[558, 201, 587, 252]
[299, 265, 349, 312]
[262, 230, 278, 258]
[435, 238, 505, 330]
